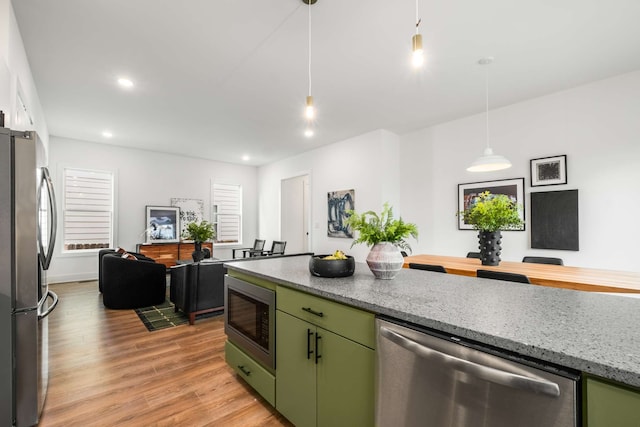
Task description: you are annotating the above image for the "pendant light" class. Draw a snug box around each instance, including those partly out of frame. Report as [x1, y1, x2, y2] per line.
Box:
[467, 57, 512, 172]
[411, 0, 424, 68]
[303, 0, 317, 137]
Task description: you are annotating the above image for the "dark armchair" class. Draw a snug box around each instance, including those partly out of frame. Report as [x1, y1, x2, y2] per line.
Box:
[170, 261, 225, 325]
[98, 248, 155, 292]
[100, 253, 166, 309]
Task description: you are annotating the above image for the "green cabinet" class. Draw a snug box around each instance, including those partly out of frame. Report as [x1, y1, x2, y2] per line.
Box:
[585, 376, 640, 426]
[276, 286, 375, 427]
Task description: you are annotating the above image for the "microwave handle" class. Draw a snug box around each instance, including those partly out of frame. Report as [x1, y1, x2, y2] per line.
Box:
[379, 326, 560, 397]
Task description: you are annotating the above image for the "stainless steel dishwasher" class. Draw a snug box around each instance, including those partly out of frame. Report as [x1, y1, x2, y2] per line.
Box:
[376, 318, 579, 427]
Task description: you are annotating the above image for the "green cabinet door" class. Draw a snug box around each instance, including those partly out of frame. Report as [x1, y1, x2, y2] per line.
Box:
[316, 327, 375, 427]
[276, 310, 317, 427]
[586, 377, 640, 427]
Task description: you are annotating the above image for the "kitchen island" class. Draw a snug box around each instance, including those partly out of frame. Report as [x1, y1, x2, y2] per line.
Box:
[225, 255, 640, 389]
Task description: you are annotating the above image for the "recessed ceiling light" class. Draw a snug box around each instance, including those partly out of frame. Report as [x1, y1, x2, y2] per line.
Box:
[242, 155, 250, 161]
[117, 78, 134, 88]
[102, 131, 113, 138]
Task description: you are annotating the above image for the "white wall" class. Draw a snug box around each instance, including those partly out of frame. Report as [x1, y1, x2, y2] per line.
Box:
[259, 70, 640, 272]
[47, 137, 259, 283]
[258, 129, 404, 262]
[400, 70, 640, 271]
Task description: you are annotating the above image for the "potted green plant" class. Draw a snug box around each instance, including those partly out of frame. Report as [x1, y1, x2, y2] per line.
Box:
[460, 191, 523, 266]
[183, 220, 215, 261]
[346, 203, 418, 279]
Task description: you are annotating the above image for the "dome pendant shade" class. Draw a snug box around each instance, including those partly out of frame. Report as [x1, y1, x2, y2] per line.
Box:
[467, 147, 512, 172]
[467, 57, 511, 173]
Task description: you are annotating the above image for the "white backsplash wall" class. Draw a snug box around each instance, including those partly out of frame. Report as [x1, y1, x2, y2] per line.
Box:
[47, 137, 259, 283]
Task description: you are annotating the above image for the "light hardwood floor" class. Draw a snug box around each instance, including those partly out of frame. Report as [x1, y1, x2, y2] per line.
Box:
[40, 280, 292, 427]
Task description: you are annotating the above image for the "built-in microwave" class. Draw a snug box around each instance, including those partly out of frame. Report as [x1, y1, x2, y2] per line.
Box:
[224, 275, 275, 372]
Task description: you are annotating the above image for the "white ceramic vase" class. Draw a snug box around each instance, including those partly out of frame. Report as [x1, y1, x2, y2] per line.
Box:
[366, 242, 404, 279]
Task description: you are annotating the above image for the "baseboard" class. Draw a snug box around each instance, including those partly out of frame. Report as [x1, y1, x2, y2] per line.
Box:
[48, 272, 97, 284]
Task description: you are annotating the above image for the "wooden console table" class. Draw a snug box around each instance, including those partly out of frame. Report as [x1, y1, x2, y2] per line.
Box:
[136, 242, 213, 268]
[403, 254, 640, 293]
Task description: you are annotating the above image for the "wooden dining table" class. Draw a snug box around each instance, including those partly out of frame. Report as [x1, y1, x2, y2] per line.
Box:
[403, 254, 640, 293]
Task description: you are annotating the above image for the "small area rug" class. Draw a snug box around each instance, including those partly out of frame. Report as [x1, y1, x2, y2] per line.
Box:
[134, 300, 223, 332]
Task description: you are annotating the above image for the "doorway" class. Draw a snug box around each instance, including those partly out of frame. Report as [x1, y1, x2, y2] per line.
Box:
[280, 174, 310, 253]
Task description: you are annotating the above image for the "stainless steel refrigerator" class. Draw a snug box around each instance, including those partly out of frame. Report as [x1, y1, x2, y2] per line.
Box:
[1, 127, 58, 426]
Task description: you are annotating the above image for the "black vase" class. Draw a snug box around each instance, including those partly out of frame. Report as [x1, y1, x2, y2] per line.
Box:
[478, 230, 502, 266]
[192, 242, 204, 262]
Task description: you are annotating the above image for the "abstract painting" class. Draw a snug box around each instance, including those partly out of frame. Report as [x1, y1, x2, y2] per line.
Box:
[327, 189, 355, 238]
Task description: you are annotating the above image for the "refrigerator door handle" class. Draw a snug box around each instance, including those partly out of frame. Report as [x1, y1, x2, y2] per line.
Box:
[38, 290, 58, 319]
[38, 167, 57, 270]
[379, 326, 561, 397]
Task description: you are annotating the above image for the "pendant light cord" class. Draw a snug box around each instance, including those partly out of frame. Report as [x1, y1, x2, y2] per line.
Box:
[308, 0, 312, 97]
[485, 61, 490, 149]
[415, 0, 421, 34]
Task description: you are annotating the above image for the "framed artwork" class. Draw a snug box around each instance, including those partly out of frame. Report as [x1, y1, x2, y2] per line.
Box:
[327, 189, 355, 238]
[458, 178, 525, 230]
[171, 198, 204, 241]
[530, 155, 567, 187]
[145, 206, 180, 243]
[531, 189, 579, 250]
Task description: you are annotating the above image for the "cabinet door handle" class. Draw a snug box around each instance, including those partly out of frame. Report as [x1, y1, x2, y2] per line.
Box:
[238, 365, 251, 376]
[307, 329, 314, 359]
[302, 307, 324, 317]
[315, 333, 322, 364]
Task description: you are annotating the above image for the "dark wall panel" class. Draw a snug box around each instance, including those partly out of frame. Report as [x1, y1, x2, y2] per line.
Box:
[531, 190, 579, 251]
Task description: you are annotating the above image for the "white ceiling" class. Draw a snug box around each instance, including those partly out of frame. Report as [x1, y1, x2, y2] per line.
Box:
[11, 0, 640, 166]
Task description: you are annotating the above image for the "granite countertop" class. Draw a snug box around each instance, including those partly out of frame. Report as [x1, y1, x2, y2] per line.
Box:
[225, 255, 640, 388]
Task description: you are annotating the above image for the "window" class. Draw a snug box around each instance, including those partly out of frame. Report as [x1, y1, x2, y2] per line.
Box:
[212, 183, 242, 245]
[63, 168, 114, 251]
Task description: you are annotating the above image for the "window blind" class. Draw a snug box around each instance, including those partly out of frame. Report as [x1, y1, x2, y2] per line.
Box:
[63, 168, 114, 251]
[212, 183, 242, 244]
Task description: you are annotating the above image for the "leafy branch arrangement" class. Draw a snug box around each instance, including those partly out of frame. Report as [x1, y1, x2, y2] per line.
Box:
[345, 203, 418, 252]
[183, 220, 215, 243]
[461, 191, 523, 232]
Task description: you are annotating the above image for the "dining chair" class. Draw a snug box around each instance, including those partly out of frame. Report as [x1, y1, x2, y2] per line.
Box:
[477, 269, 531, 284]
[466, 252, 481, 259]
[522, 256, 564, 266]
[236, 239, 266, 258]
[263, 240, 287, 256]
[409, 263, 447, 273]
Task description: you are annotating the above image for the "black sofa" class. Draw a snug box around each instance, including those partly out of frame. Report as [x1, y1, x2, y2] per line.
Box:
[170, 252, 313, 324]
[99, 250, 166, 309]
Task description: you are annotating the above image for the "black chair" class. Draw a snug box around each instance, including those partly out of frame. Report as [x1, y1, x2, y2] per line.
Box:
[170, 262, 225, 325]
[477, 269, 531, 284]
[409, 263, 447, 273]
[522, 256, 563, 266]
[234, 239, 266, 258]
[101, 253, 166, 309]
[263, 240, 287, 256]
[466, 252, 481, 259]
[98, 248, 155, 293]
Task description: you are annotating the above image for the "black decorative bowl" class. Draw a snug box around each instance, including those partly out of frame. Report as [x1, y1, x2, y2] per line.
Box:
[309, 255, 355, 278]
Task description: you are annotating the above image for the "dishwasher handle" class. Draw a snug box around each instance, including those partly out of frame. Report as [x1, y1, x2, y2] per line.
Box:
[380, 326, 561, 398]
